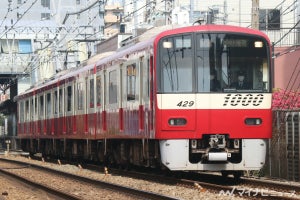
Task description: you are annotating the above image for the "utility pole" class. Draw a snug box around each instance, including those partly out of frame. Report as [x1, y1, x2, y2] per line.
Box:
[190, 0, 194, 24]
[251, 0, 259, 29]
[223, 0, 227, 24]
[164, 0, 173, 25]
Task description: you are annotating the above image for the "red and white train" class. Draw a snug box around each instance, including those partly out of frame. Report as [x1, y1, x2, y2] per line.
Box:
[15, 24, 272, 177]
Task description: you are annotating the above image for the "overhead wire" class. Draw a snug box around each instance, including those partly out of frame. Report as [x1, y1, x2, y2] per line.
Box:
[246, 0, 295, 29]
[0, 1, 13, 29]
[0, 0, 31, 30]
[27, 0, 155, 75]
[267, 1, 300, 113]
[25, 0, 107, 75]
[0, 0, 38, 39]
[12, 0, 300, 106]
[274, 57, 300, 111]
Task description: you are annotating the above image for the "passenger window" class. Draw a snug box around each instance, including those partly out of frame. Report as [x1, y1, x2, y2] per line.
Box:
[96, 75, 101, 106]
[19, 101, 24, 122]
[67, 86, 72, 112]
[127, 64, 136, 101]
[59, 89, 63, 114]
[109, 70, 118, 104]
[39, 95, 44, 117]
[34, 97, 38, 118]
[160, 35, 193, 92]
[54, 90, 58, 114]
[77, 82, 84, 110]
[46, 93, 51, 117]
[25, 100, 29, 121]
[31, 99, 34, 119]
[90, 78, 94, 108]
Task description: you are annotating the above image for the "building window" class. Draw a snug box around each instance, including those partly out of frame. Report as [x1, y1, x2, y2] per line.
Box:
[18, 0, 22, 4]
[0, 39, 32, 54]
[259, 9, 280, 30]
[76, 0, 80, 5]
[19, 40, 32, 53]
[41, 0, 50, 8]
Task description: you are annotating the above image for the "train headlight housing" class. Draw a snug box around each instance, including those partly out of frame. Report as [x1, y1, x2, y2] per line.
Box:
[168, 118, 187, 126]
[245, 118, 262, 125]
[254, 41, 263, 48]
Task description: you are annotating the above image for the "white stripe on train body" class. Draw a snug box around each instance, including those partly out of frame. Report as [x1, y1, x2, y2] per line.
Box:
[157, 93, 272, 110]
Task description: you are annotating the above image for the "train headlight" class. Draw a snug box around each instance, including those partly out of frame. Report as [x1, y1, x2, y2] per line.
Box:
[168, 118, 187, 126]
[254, 41, 263, 48]
[245, 118, 262, 125]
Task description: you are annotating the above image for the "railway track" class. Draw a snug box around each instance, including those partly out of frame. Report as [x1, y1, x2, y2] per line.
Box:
[0, 157, 179, 200]
[2, 155, 300, 199]
[77, 161, 300, 200]
[0, 164, 81, 200]
[89, 166, 300, 200]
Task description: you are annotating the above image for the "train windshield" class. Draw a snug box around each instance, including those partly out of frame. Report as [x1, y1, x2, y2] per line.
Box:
[158, 32, 270, 93]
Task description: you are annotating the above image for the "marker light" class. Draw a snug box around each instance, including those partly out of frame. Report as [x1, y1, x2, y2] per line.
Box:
[245, 118, 262, 125]
[168, 118, 187, 126]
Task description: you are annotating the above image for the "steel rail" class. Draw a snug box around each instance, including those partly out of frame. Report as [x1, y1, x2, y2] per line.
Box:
[0, 158, 179, 200]
[0, 168, 81, 200]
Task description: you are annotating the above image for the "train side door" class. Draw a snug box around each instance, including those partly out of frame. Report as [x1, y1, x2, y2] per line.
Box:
[94, 72, 103, 135]
[105, 66, 120, 134]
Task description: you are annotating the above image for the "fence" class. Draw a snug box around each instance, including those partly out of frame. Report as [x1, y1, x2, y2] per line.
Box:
[268, 111, 300, 181]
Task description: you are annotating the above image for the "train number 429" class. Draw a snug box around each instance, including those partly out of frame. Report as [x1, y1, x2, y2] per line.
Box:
[177, 101, 195, 107]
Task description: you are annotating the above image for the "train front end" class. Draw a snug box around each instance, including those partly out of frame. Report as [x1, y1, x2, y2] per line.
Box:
[154, 25, 272, 173]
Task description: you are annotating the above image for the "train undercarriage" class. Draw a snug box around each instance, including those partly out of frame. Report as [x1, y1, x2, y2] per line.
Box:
[189, 134, 242, 164]
[18, 138, 162, 169]
[17, 136, 266, 180]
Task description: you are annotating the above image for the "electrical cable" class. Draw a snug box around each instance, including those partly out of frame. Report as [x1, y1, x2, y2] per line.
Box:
[0, 1, 13, 29]
[27, 0, 154, 75]
[0, 0, 38, 39]
[274, 57, 300, 111]
[25, 0, 107, 75]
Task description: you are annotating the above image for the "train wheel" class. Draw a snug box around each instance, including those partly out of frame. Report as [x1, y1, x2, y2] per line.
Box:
[221, 170, 243, 182]
[221, 171, 229, 178]
[233, 171, 243, 183]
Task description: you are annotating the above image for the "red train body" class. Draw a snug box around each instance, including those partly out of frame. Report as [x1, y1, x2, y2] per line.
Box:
[16, 25, 272, 175]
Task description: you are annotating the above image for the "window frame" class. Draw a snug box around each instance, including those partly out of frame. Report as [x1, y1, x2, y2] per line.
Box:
[108, 70, 118, 104]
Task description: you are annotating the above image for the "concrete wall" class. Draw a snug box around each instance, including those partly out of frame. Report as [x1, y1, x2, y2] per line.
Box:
[273, 47, 300, 90]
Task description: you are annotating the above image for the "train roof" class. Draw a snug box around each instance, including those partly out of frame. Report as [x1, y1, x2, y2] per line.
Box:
[153, 24, 270, 43]
[15, 24, 270, 101]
